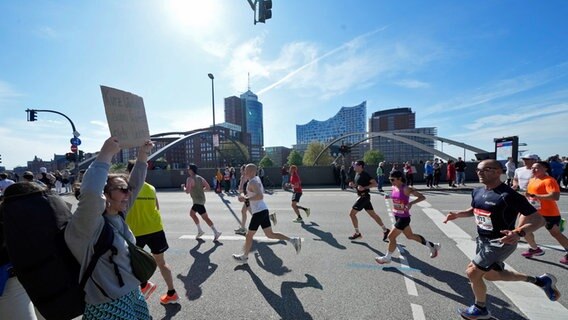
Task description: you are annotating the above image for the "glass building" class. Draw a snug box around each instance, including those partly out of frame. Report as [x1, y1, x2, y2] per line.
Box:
[296, 101, 366, 146]
[240, 90, 264, 162]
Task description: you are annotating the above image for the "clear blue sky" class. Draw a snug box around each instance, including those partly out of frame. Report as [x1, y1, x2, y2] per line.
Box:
[1, 0, 567, 169]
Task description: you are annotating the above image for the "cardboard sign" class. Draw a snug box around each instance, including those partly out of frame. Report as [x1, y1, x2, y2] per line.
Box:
[100, 86, 150, 148]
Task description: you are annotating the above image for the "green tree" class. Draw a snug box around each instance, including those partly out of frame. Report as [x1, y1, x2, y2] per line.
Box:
[287, 150, 303, 166]
[110, 163, 127, 173]
[303, 142, 335, 166]
[259, 155, 274, 168]
[363, 149, 384, 165]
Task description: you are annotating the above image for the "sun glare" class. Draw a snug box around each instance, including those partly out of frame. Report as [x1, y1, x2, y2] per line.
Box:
[165, 0, 220, 32]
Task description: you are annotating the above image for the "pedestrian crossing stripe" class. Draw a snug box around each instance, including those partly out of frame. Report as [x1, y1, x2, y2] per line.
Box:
[179, 235, 302, 243]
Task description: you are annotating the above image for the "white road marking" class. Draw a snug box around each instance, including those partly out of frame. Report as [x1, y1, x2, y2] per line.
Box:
[179, 235, 300, 243]
[422, 206, 568, 320]
[411, 303, 426, 320]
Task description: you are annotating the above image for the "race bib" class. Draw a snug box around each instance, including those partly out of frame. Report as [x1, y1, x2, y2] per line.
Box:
[392, 199, 406, 214]
[474, 208, 493, 231]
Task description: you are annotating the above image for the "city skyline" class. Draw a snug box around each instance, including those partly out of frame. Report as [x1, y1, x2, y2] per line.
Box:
[1, 1, 568, 169]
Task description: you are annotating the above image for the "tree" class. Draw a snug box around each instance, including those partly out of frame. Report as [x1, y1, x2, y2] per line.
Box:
[259, 155, 274, 168]
[303, 142, 335, 166]
[287, 150, 303, 166]
[110, 163, 127, 173]
[363, 149, 384, 165]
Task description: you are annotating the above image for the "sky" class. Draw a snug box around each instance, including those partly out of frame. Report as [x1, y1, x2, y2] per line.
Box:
[1, 0, 568, 170]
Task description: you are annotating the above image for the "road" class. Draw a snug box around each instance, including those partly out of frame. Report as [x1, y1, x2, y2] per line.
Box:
[65, 184, 568, 319]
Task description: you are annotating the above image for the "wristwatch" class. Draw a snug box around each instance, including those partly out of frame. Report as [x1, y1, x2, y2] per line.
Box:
[514, 229, 526, 237]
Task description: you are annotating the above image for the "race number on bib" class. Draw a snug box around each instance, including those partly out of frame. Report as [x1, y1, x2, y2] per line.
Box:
[474, 208, 493, 231]
[527, 197, 541, 210]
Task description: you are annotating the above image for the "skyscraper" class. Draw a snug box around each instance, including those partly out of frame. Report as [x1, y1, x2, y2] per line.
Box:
[224, 90, 264, 162]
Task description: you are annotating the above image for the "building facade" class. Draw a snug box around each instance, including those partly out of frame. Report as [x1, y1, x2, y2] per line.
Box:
[296, 101, 367, 146]
[369, 107, 436, 162]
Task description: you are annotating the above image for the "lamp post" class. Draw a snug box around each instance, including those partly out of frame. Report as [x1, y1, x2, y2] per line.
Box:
[208, 73, 217, 168]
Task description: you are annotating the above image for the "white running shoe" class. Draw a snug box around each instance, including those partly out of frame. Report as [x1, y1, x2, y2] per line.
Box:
[430, 243, 441, 258]
[232, 253, 248, 263]
[305, 208, 311, 217]
[196, 230, 205, 239]
[234, 227, 246, 235]
[214, 231, 222, 241]
[291, 237, 302, 254]
[375, 256, 391, 264]
[270, 212, 277, 225]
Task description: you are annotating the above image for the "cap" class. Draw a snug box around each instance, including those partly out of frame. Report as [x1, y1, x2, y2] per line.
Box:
[521, 154, 539, 160]
[39, 167, 47, 173]
[23, 171, 34, 179]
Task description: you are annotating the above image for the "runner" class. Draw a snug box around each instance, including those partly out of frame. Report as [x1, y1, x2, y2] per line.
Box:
[126, 162, 178, 304]
[347, 160, 390, 241]
[183, 164, 222, 241]
[444, 159, 559, 319]
[375, 170, 440, 264]
[288, 165, 311, 223]
[234, 165, 250, 235]
[521, 161, 568, 264]
[232, 163, 301, 262]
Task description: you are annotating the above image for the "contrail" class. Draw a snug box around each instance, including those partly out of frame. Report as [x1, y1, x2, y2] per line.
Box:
[257, 27, 387, 96]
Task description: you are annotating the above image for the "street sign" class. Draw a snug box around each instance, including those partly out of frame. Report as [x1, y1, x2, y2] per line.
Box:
[70, 137, 81, 146]
[70, 145, 78, 152]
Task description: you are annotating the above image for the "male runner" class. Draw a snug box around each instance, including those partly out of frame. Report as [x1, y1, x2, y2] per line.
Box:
[184, 164, 221, 241]
[288, 165, 311, 223]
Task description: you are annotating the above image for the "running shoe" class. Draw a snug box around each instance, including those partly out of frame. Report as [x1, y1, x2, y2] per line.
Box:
[159, 292, 179, 305]
[232, 253, 249, 263]
[292, 217, 303, 223]
[234, 227, 246, 235]
[560, 254, 568, 265]
[430, 243, 441, 258]
[537, 273, 561, 301]
[382, 228, 390, 242]
[291, 237, 302, 254]
[213, 231, 222, 241]
[375, 256, 391, 264]
[458, 304, 491, 320]
[521, 247, 544, 258]
[348, 232, 362, 240]
[196, 230, 205, 239]
[270, 212, 277, 225]
[141, 281, 157, 300]
[560, 218, 566, 233]
[305, 208, 311, 217]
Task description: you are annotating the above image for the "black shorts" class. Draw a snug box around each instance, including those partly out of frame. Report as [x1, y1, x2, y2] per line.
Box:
[135, 230, 169, 254]
[191, 204, 207, 215]
[292, 192, 303, 202]
[394, 216, 411, 230]
[249, 209, 271, 231]
[544, 216, 561, 230]
[353, 195, 373, 211]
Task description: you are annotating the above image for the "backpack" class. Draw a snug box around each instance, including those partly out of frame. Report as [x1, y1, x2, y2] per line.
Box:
[0, 191, 114, 320]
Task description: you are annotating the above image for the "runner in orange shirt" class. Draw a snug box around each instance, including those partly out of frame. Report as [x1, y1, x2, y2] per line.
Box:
[521, 161, 568, 264]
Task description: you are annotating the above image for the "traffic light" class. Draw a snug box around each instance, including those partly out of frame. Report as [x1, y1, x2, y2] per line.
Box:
[65, 152, 77, 162]
[26, 109, 37, 121]
[258, 0, 272, 23]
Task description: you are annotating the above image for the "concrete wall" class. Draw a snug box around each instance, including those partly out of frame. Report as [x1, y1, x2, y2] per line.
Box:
[146, 162, 480, 188]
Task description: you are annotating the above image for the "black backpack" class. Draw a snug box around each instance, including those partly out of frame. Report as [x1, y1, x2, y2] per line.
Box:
[1, 191, 114, 320]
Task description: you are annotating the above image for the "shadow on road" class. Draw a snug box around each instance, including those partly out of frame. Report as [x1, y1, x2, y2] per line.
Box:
[159, 303, 181, 320]
[301, 222, 346, 250]
[177, 239, 223, 301]
[253, 241, 292, 276]
[383, 253, 527, 320]
[234, 264, 323, 320]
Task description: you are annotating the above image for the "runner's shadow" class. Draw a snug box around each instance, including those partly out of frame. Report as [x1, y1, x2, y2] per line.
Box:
[253, 241, 292, 276]
[301, 222, 346, 250]
[384, 254, 525, 320]
[234, 264, 323, 320]
[217, 192, 242, 225]
[350, 240, 386, 256]
[177, 239, 223, 301]
[159, 303, 181, 320]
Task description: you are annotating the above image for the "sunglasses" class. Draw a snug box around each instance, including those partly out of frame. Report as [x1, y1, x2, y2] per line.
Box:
[111, 186, 132, 194]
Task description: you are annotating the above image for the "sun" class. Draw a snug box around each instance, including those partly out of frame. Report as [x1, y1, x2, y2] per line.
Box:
[164, 0, 220, 32]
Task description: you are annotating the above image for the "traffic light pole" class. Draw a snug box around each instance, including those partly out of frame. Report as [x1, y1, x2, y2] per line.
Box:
[26, 108, 81, 175]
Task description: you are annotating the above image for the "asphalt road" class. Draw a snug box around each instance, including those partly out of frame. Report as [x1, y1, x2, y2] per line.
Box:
[64, 183, 568, 320]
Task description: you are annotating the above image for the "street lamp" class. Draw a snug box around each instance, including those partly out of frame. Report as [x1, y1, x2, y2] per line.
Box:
[208, 73, 217, 168]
